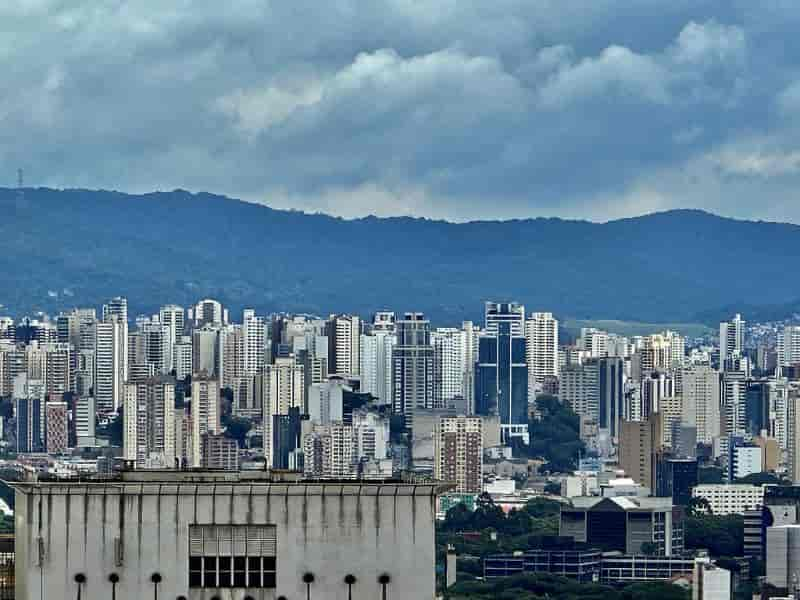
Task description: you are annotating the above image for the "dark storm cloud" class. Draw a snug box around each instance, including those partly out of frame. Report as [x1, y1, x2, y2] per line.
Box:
[3, 1, 800, 221]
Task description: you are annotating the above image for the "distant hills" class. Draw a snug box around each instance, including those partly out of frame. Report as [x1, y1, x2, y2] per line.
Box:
[2, 187, 799, 326]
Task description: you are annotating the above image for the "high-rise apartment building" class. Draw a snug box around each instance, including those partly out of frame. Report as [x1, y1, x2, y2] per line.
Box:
[94, 317, 128, 413]
[102, 296, 128, 324]
[431, 327, 466, 408]
[75, 349, 94, 397]
[189, 298, 227, 327]
[56, 310, 81, 349]
[641, 371, 675, 418]
[434, 416, 483, 493]
[14, 374, 45, 453]
[307, 376, 362, 425]
[720, 314, 745, 368]
[16, 395, 43, 453]
[132, 319, 171, 375]
[217, 323, 244, 386]
[788, 394, 800, 484]
[560, 362, 600, 425]
[74, 395, 96, 447]
[633, 332, 683, 379]
[303, 423, 356, 478]
[24, 342, 47, 383]
[192, 325, 219, 376]
[778, 325, 800, 368]
[159, 303, 184, 352]
[242, 309, 266, 375]
[525, 312, 559, 398]
[45, 401, 69, 454]
[173, 336, 193, 380]
[578, 328, 609, 358]
[475, 303, 529, 444]
[619, 412, 663, 491]
[43, 342, 71, 398]
[352, 409, 390, 464]
[462, 321, 478, 414]
[190, 376, 221, 467]
[659, 396, 684, 449]
[123, 376, 176, 469]
[75, 308, 98, 352]
[598, 357, 625, 438]
[200, 433, 239, 470]
[326, 314, 361, 376]
[682, 365, 721, 444]
[0, 343, 24, 397]
[392, 313, 435, 432]
[262, 357, 305, 467]
[360, 330, 396, 405]
[722, 371, 748, 437]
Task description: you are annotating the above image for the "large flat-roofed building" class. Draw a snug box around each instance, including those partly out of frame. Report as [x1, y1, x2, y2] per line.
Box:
[691, 484, 764, 515]
[559, 496, 683, 556]
[766, 524, 800, 590]
[484, 549, 697, 585]
[485, 549, 602, 583]
[12, 470, 450, 600]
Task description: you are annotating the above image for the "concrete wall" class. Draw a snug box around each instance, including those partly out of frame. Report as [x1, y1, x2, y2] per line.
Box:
[766, 525, 800, 589]
[15, 481, 441, 600]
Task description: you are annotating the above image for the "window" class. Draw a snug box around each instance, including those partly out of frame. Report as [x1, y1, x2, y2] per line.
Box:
[189, 525, 277, 589]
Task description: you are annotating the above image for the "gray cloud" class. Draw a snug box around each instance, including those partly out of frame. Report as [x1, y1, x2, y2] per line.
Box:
[2, 1, 800, 222]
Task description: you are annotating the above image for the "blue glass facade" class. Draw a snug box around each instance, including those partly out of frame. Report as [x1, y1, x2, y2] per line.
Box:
[15, 397, 42, 453]
[475, 320, 528, 443]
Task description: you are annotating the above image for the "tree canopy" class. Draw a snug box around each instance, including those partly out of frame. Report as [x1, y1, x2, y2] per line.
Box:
[447, 573, 689, 600]
[683, 513, 743, 557]
[526, 395, 586, 473]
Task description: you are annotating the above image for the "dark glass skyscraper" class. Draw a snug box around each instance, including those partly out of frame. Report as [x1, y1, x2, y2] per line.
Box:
[272, 406, 305, 470]
[598, 357, 624, 438]
[16, 396, 43, 453]
[656, 456, 698, 506]
[392, 313, 434, 433]
[475, 302, 528, 444]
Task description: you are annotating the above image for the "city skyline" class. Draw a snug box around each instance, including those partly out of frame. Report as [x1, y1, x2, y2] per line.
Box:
[3, 293, 800, 598]
[7, 2, 800, 598]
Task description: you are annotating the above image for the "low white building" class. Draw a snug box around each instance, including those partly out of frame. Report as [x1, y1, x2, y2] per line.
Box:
[691, 484, 764, 515]
[692, 555, 731, 600]
[600, 477, 647, 498]
[561, 472, 599, 498]
[13, 470, 449, 600]
[484, 478, 516, 496]
[731, 446, 762, 480]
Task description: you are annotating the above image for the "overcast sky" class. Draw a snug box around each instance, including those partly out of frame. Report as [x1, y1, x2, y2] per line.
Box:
[3, 1, 800, 222]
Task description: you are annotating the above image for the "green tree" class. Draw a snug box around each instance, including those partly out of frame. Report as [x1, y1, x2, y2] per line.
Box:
[686, 496, 712, 516]
[640, 542, 659, 556]
[527, 395, 586, 473]
[684, 514, 743, 557]
[621, 582, 689, 600]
